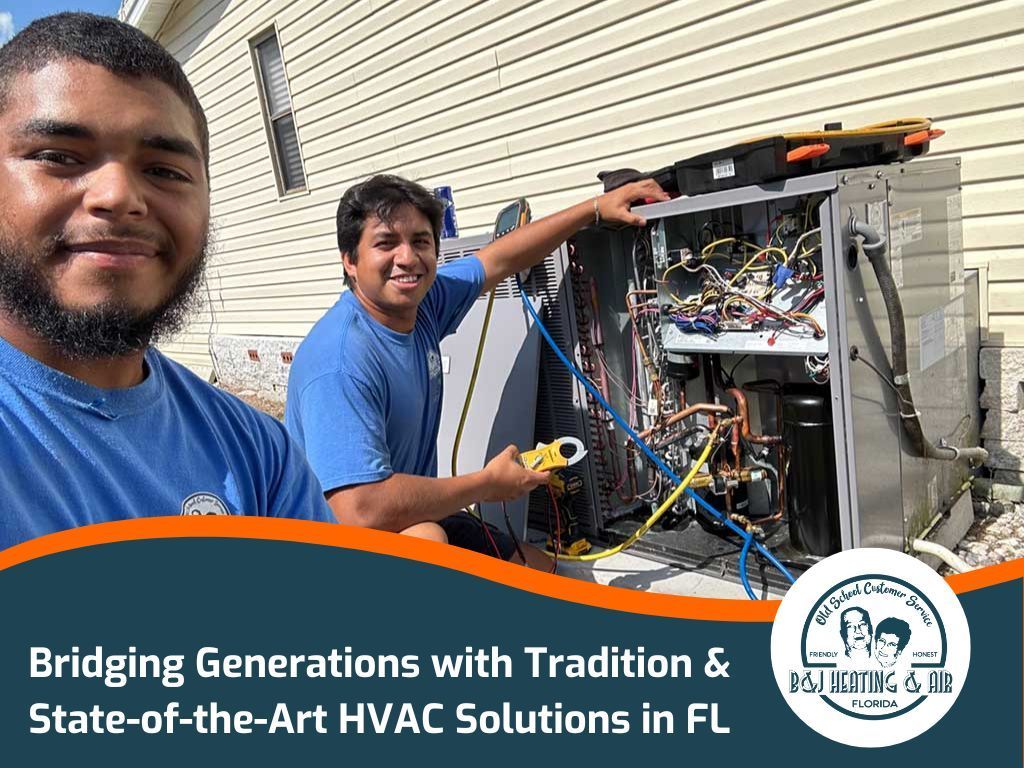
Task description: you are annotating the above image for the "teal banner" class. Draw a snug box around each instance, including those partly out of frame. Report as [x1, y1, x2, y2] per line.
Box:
[0, 538, 1019, 765]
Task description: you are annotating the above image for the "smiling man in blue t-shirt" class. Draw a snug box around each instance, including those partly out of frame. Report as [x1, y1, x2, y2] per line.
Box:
[0, 13, 333, 549]
[285, 174, 666, 566]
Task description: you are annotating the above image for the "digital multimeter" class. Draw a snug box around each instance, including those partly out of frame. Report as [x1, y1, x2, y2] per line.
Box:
[493, 197, 531, 239]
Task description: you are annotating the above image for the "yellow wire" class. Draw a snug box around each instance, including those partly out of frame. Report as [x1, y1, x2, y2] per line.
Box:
[669, 292, 691, 306]
[791, 311, 824, 336]
[701, 237, 742, 256]
[663, 239, 783, 288]
[451, 288, 496, 479]
[661, 260, 689, 283]
[547, 427, 719, 561]
[700, 237, 779, 259]
[728, 246, 786, 286]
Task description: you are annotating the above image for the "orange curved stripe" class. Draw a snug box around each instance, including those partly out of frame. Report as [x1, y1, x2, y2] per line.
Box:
[0, 518, 1017, 620]
[0, 517, 778, 622]
[946, 557, 1024, 594]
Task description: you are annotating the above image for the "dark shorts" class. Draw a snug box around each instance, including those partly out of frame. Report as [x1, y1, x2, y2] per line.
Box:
[438, 511, 517, 560]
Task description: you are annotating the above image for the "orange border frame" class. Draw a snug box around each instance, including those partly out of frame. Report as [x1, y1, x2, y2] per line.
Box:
[0, 517, 1019, 623]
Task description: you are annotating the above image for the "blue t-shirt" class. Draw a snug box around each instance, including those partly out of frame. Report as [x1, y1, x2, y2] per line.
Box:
[285, 256, 485, 492]
[0, 337, 334, 550]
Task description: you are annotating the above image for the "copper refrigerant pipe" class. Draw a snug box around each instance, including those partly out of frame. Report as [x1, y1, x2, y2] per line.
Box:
[744, 382, 788, 522]
[636, 403, 730, 442]
[731, 422, 741, 472]
[727, 386, 787, 522]
[726, 388, 784, 446]
[741, 442, 788, 526]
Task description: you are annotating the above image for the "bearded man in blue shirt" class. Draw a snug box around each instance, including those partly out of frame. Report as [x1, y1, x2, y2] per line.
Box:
[286, 174, 666, 567]
[0, 13, 334, 549]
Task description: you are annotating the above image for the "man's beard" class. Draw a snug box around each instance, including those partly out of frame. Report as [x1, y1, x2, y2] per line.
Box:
[0, 230, 210, 360]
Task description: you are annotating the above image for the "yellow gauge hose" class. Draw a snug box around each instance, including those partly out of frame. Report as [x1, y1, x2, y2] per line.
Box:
[548, 426, 719, 562]
[451, 288, 496, 477]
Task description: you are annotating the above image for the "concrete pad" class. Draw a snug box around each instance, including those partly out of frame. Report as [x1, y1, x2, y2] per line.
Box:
[551, 548, 784, 599]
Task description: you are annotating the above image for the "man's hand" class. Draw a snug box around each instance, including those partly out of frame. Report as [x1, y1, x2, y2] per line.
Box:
[596, 179, 671, 228]
[480, 445, 550, 502]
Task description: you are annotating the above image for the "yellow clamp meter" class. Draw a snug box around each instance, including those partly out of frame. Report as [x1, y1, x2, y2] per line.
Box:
[518, 437, 587, 473]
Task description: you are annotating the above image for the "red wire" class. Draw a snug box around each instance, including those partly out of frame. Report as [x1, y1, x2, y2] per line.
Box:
[473, 503, 503, 559]
[795, 286, 825, 313]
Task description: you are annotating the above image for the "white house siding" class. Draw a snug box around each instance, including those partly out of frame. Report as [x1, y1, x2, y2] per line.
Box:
[148, 0, 1024, 377]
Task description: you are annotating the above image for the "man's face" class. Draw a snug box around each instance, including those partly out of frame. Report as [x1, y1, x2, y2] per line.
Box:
[875, 632, 902, 667]
[0, 59, 210, 357]
[343, 204, 437, 325]
[842, 610, 871, 651]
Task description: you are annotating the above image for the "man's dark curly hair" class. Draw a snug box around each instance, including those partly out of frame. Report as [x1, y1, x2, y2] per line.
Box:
[0, 12, 209, 170]
[336, 174, 445, 287]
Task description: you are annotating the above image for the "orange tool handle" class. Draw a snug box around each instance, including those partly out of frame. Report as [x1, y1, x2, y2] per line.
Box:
[786, 143, 831, 163]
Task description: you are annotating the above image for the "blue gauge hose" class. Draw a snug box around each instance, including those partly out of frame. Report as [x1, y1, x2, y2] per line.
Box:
[516, 275, 795, 596]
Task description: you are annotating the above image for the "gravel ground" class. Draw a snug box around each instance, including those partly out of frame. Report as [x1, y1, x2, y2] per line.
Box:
[219, 385, 285, 421]
[952, 498, 1024, 569]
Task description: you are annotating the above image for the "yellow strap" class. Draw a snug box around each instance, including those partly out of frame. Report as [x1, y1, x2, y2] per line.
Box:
[739, 117, 932, 145]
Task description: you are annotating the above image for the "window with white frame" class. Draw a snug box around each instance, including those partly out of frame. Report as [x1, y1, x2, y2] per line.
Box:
[252, 30, 305, 194]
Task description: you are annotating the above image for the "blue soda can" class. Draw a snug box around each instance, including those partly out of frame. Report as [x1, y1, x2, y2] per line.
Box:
[433, 185, 459, 239]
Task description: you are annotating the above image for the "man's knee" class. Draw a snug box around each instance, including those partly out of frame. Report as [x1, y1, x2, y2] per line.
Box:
[400, 521, 448, 544]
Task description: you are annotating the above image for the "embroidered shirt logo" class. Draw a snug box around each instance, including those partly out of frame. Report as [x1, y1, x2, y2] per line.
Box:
[181, 492, 230, 516]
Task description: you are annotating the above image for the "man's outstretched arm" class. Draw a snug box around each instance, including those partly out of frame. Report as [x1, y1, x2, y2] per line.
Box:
[326, 445, 549, 531]
[475, 179, 669, 294]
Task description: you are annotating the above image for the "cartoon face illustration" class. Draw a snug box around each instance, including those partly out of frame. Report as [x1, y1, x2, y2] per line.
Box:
[874, 617, 912, 668]
[840, 607, 873, 655]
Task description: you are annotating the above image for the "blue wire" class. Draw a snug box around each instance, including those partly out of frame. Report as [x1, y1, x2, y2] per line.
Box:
[517, 276, 796, 594]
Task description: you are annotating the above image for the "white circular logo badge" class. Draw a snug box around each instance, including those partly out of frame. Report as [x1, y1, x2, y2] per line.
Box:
[770, 549, 970, 748]
[180, 492, 230, 516]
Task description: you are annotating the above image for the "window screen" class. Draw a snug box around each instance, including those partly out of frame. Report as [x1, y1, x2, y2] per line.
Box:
[253, 32, 305, 193]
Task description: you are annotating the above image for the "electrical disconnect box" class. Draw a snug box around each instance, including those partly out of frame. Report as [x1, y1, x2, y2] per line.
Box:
[526, 158, 981, 588]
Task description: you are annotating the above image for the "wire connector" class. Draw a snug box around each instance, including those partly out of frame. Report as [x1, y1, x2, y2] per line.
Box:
[772, 264, 795, 289]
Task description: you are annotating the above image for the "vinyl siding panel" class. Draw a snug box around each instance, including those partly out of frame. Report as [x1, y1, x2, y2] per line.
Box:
[150, 0, 1024, 373]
